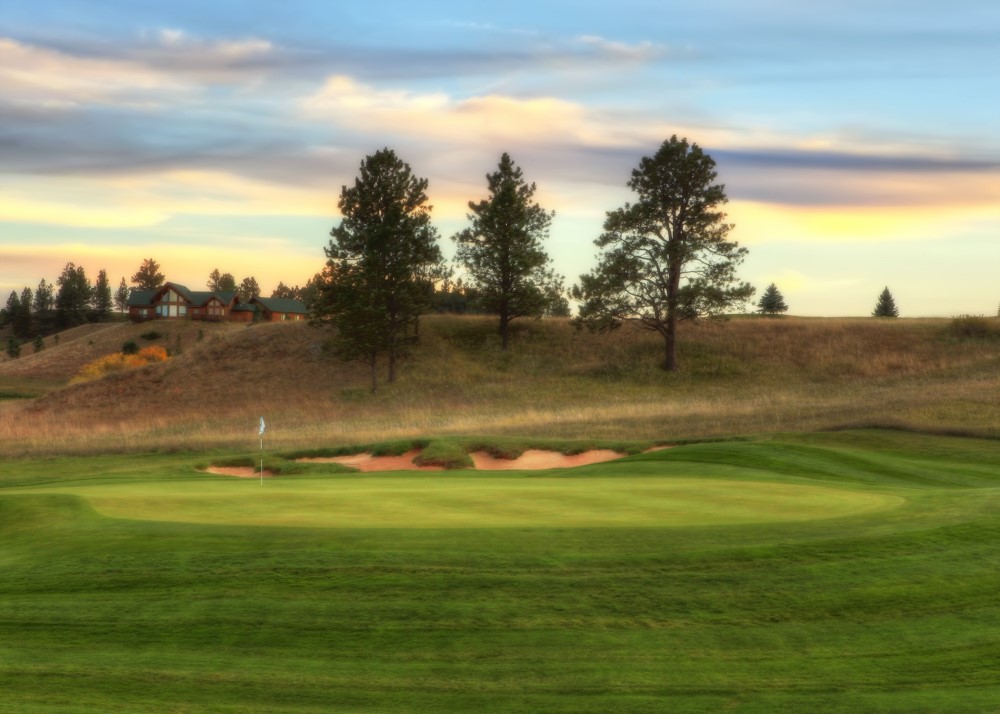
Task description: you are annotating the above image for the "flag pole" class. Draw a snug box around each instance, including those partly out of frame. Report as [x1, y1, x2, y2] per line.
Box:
[259, 416, 266, 486]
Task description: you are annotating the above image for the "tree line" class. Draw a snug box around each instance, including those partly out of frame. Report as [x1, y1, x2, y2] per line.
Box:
[0, 258, 302, 344]
[310, 137, 755, 388]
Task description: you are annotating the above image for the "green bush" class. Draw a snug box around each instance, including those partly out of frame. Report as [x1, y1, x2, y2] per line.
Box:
[121, 341, 139, 355]
[140, 330, 163, 341]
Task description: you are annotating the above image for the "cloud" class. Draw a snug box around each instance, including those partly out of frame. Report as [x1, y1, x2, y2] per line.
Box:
[575, 35, 672, 61]
[0, 37, 192, 110]
[0, 31, 288, 112]
[301, 75, 670, 150]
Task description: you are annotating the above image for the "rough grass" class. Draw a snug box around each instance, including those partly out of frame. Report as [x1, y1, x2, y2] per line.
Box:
[2, 315, 1000, 457]
[2, 430, 1000, 712]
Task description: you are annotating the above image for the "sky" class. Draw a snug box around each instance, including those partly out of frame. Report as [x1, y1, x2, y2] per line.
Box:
[1, 0, 997, 316]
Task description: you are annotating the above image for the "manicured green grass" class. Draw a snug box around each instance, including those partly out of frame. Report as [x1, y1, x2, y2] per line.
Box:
[2, 430, 1000, 712]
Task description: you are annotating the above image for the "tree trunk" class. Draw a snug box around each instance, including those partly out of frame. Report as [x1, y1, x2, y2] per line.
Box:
[663, 250, 681, 372]
[663, 320, 677, 372]
[499, 300, 510, 351]
[369, 351, 378, 393]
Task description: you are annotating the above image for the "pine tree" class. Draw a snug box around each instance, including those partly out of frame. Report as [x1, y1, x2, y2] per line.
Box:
[14, 287, 32, 337]
[55, 262, 93, 327]
[3, 291, 19, 328]
[93, 269, 113, 318]
[872, 287, 899, 318]
[573, 136, 753, 371]
[131, 258, 165, 290]
[453, 152, 562, 351]
[33, 279, 54, 314]
[312, 148, 444, 390]
[114, 278, 130, 314]
[757, 283, 788, 316]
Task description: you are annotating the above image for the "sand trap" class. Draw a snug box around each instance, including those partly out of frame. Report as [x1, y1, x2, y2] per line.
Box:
[296, 448, 628, 472]
[470, 449, 625, 470]
[298, 449, 443, 472]
[205, 466, 275, 478]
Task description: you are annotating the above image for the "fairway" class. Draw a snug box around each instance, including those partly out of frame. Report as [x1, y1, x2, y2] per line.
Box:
[29, 475, 903, 528]
[3, 430, 1000, 713]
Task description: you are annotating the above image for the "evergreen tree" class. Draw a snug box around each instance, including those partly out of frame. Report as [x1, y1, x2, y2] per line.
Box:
[6, 338, 20, 359]
[757, 283, 789, 316]
[33, 279, 54, 314]
[114, 278, 130, 314]
[573, 136, 754, 371]
[93, 269, 113, 318]
[453, 152, 563, 350]
[312, 148, 443, 390]
[131, 258, 165, 290]
[14, 287, 33, 337]
[55, 262, 93, 327]
[872, 287, 899, 318]
[3, 291, 19, 327]
[33, 334, 44, 353]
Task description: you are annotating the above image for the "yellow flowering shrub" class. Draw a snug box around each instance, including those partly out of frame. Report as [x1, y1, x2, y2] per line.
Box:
[72, 345, 171, 384]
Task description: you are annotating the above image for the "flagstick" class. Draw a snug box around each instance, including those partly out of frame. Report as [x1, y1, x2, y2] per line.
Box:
[258, 416, 266, 486]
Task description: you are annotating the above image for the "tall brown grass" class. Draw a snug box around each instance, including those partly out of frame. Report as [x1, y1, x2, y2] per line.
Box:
[1, 315, 999, 457]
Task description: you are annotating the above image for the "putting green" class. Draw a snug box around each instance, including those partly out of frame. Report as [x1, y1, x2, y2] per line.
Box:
[38, 476, 903, 528]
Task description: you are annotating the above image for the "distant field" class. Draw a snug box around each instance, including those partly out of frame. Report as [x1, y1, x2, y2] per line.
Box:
[2, 430, 1000, 712]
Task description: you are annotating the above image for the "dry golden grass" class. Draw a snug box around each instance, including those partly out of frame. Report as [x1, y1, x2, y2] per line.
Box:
[1, 314, 999, 456]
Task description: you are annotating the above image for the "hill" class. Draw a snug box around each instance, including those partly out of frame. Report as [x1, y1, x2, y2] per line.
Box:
[1, 315, 1000, 456]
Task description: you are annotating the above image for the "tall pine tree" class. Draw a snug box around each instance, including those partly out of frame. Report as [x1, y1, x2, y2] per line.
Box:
[573, 136, 754, 371]
[312, 148, 443, 390]
[93, 269, 113, 318]
[114, 278, 130, 314]
[453, 153, 563, 351]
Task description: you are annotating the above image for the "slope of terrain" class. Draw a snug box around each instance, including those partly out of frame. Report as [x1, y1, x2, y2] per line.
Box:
[1, 315, 999, 455]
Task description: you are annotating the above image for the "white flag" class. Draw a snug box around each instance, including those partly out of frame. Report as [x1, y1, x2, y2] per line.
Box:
[259, 416, 266, 436]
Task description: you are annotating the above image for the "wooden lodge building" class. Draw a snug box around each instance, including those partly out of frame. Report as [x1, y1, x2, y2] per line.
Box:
[128, 283, 307, 323]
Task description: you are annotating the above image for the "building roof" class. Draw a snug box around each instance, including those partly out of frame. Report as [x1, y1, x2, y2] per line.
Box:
[130, 283, 239, 308]
[127, 290, 156, 307]
[252, 297, 308, 314]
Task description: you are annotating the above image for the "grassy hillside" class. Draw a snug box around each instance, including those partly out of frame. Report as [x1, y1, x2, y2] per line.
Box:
[1, 315, 1000, 456]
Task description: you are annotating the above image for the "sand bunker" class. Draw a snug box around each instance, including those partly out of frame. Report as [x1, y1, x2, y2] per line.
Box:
[470, 449, 625, 470]
[205, 466, 275, 478]
[297, 448, 627, 472]
[298, 449, 443, 472]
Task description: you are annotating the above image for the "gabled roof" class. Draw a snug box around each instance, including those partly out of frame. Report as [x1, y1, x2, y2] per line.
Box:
[127, 290, 156, 307]
[252, 297, 308, 314]
[145, 283, 239, 308]
[185, 291, 238, 307]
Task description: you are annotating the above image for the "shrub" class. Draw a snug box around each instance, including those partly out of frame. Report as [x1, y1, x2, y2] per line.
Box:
[122, 341, 139, 355]
[948, 314, 997, 340]
[140, 330, 163, 341]
[72, 344, 171, 383]
[137, 345, 169, 363]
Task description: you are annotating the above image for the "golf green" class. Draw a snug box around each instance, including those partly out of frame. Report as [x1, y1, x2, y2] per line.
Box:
[33, 475, 902, 528]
